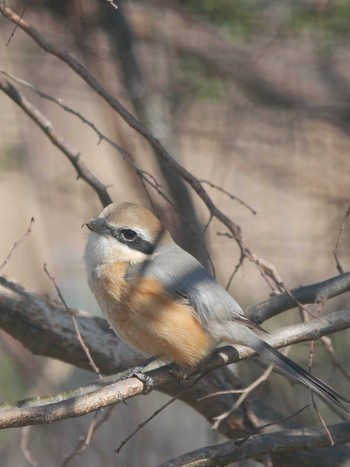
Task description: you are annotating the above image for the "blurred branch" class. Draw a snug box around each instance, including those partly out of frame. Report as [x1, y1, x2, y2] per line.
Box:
[157, 420, 350, 467]
[333, 205, 350, 275]
[0, 3, 285, 288]
[129, 2, 350, 134]
[0, 70, 192, 221]
[100, 2, 208, 262]
[0, 77, 112, 207]
[61, 406, 115, 467]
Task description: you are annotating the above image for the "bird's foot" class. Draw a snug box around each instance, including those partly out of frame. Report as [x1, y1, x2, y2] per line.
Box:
[123, 357, 158, 395]
[124, 368, 154, 394]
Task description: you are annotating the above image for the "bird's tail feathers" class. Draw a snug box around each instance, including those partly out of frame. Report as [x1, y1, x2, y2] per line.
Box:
[227, 325, 349, 412]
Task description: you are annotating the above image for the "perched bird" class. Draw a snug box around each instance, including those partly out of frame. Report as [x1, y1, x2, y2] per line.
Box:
[84, 202, 349, 411]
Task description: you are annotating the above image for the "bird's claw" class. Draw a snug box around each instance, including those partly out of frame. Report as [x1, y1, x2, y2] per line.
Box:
[123, 368, 154, 394]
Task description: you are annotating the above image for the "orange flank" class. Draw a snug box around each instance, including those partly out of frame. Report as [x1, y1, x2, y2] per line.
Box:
[92, 261, 212, 367]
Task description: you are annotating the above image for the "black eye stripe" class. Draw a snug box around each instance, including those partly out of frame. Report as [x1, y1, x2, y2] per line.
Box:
[107, 225, 155, 255]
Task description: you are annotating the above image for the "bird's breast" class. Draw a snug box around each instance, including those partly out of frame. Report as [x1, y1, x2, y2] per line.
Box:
[88, 261, 213, 367]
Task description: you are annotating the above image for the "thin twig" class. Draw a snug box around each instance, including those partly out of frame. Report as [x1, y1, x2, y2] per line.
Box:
[225, 252, 245, 291]
[334, 205, 350, 275]
[235, 404, 310, 446]
[20, 426, 38, 467]
[321, 335, 350, 383]
[210, 364, 274, 430]
[115, 374, 205, 454]
[0, 217, 34, 272]
[5, 3, 27, 46]
[311, 392, 335, 446]
[199, 364, 274, 401]
[61, 406, 115, 467]
[0, 3, 285, 290]
[0, 77, 112, 208]
[0, 71, 218, 270]
[0, 70, 136, 168]
[300, 304, 335, 446]
[43, 264, 101, 377]
[199, 179, 257, 215]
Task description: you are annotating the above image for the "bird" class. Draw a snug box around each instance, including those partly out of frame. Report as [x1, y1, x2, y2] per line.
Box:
[84, 201, 349, 411]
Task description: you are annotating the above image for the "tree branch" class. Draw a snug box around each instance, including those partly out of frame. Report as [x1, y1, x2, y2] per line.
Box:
[0, 3, 285, 287]
[247, 272, 350, 323]
[0, 276, 141, 375]
[0, 274, 349, 430]
[0, 77, 112, 207]
[157, 420, 350, 467]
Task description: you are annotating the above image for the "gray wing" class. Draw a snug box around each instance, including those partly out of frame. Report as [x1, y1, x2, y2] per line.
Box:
[125, 243, 245, 327]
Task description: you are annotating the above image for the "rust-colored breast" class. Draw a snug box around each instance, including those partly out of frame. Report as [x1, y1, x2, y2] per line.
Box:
[91, 262, 213, 367]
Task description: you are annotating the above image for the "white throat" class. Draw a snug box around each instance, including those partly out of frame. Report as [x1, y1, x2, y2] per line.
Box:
[84, 231, 149, 274]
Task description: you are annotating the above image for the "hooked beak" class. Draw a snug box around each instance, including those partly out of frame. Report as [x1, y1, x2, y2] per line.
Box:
[84, 217, 108, 234]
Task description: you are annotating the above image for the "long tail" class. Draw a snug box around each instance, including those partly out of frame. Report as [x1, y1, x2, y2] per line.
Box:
[231, 326, 349, 412]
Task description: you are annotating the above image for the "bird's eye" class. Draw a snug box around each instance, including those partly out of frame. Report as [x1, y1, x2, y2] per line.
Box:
[120, 229, 137, 242]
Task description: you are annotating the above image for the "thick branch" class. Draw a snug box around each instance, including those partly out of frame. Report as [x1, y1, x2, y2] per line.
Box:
[158, 420, 350, 467]
[247, 272, 350, 323]
[0, 276, 141, 374]
[0, 275, 349, 430]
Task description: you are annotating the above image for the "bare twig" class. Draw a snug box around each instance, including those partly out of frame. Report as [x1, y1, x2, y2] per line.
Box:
[0, 70, 140, 173]
[0, 77, 112, 208]
[236, 404, 310, 446]
[199, 179, 257, 215]
[0, 3, 285, 289]
[321, 335, 350, 383]
[0, 217, 34, 272]
[305, 333, 335, 446]
[333, 205, 350, 275]
[198, 365, 274, 402]
[225, 251, 245, 291]
[61, 406, 115, 467]
[115, 374, 205, 454]
[43, 264, 101, 377]
[0, 71, 218, 270]
[311, 392, 335, 446]
[210, 364, 274, 430]
[20, 426, 38, 467]
[5, 3, 27, 46]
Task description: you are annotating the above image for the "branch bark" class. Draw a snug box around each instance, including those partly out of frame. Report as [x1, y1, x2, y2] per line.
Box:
[247, 272, 350, 323]
[158, 420, 350, 467]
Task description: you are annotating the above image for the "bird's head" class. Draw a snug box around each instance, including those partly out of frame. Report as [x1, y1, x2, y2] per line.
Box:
[84, 202, 172, 269]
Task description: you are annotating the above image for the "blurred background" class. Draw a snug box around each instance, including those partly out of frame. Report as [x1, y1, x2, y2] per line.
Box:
[1, 0, 350, 465]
